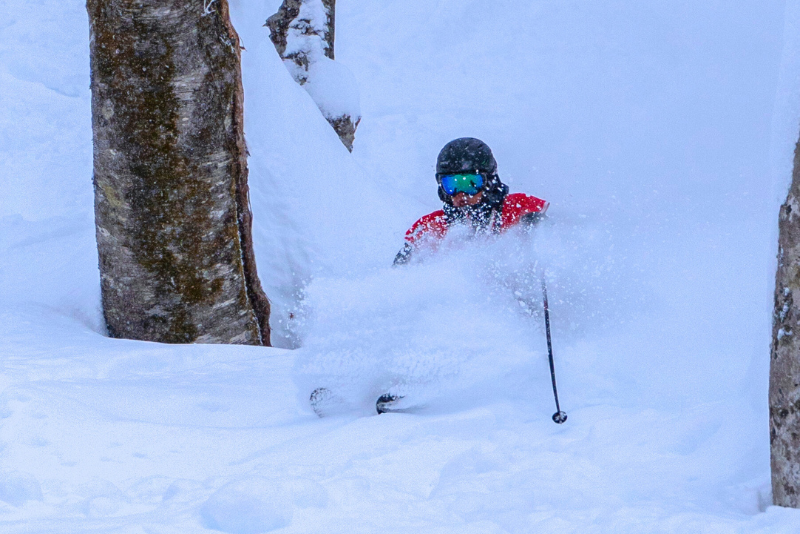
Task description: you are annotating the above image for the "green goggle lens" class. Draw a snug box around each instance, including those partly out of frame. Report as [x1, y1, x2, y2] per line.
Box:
[439, 173, 485, 196]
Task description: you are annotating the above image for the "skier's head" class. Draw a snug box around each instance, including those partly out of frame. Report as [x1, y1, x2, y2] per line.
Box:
[435, 138, 507, 207]
[436, 137, 497, 176]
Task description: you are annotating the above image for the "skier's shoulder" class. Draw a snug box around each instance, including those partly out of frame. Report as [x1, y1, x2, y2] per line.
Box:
[405, 209, 447, 244]
[503, 192, 549, 214]
[502, 192, 549, 227]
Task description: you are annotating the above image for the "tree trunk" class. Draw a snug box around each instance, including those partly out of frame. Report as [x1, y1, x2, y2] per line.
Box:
[266, 0, 360, 152]
[267, 0, 335, 61]
[771, 135, 800, 506]
[87, 0, 270, 346]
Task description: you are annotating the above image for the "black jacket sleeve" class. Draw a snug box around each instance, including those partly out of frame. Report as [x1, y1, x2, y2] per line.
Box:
[393, 242, 414, 266]
[520, 211, 545, 228]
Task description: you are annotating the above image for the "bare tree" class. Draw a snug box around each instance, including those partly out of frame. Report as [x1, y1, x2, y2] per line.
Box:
[267, 0, 361, 152]
[87, 0, 270, 345]
[771, 135, 800, 506]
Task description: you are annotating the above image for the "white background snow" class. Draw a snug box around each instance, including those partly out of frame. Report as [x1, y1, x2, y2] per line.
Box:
[1, 0, 799, 531]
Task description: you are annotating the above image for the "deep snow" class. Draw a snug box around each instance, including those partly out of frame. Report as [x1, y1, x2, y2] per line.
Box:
[1, 0, 800, 532]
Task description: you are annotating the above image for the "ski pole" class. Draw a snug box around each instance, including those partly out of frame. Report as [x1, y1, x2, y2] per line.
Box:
[541, 274, 567, 424]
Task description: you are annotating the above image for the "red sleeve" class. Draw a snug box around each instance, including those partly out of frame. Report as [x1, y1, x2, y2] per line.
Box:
[405, 210, 448, 245]
[501, 193, 549, 228]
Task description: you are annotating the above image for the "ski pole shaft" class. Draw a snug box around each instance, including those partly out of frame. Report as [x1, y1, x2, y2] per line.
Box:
[541, 275, 567, 424]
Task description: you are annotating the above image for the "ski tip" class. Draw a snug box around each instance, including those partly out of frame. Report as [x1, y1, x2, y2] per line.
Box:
[310, 387, 332, 417]
[376, 393, 404, 414]
[552, 411, 567, 424]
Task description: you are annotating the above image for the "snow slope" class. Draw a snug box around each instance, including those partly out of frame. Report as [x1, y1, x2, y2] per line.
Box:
[1, 0, 800, 532]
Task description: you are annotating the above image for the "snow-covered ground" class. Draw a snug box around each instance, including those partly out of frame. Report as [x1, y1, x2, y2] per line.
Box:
[2, 0, 800, 531]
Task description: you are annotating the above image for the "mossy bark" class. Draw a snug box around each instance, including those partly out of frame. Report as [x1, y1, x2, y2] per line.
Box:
[87, 0, 270, 345]
[771, 134, 800, 506]
[327, 114, 358, 153]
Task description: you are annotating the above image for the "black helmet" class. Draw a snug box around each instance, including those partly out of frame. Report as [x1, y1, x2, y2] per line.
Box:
[435, 138, 506, 206]
[436, 137, 497, 175]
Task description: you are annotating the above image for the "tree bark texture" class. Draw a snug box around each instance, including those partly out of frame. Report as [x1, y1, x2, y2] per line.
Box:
[87, 0, 271, 345]
[771, 135, 800, 507]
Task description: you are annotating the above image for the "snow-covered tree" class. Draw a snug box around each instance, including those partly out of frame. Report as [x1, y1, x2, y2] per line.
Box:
[267, 0, 361, 151]
[86, 0, 271, 345]
[771, 135, 800, 507]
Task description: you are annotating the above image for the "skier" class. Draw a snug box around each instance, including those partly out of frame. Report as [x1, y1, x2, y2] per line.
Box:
[312, 138, 555, 417]
[369, 138, 553, 415]
[393, 137, 549, 266]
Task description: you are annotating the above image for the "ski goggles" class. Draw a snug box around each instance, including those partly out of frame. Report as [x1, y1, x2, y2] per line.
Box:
[438, 173, 485, 196]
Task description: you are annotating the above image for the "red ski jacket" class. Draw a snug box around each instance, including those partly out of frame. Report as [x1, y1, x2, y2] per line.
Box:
[404, 193, 549, 246]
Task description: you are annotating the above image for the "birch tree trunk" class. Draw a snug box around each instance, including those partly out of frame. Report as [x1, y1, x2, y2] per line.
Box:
[87, 0, 271, 345]
[771, 136, 800, 507]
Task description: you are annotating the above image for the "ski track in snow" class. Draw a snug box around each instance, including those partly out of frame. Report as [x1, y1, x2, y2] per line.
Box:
[2, 0, 800, 531]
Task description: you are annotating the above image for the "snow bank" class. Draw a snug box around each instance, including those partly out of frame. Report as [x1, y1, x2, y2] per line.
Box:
[200, 478, 294, 533]
[772, 0, 800, 201]
[301, 57, 361, 122]
[0, 0, 798, 531]
[0, 0, 92, 222]
[0, 472, 43, 507]
[229, 4, 400, 347]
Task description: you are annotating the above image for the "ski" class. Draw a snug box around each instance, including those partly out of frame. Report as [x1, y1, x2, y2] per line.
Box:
[310, 389, 419, 417]
[309, 387, 344, 417]
[376, 393, 406, 414]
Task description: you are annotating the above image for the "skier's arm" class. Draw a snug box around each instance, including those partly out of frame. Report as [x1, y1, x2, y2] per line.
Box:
[393, 211, 446, 266]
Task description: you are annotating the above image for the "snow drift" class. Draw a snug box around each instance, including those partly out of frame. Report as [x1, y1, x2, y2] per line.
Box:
[0, 0, 798, 531]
